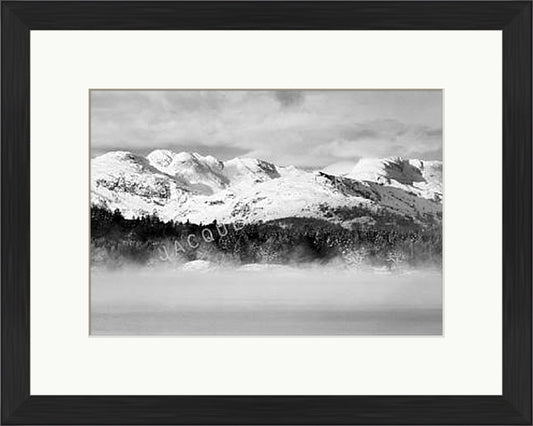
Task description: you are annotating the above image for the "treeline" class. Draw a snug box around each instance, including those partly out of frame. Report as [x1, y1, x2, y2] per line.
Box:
[91, 206, 442, 269]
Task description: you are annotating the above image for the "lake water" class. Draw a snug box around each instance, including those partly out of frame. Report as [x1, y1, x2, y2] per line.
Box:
[90, 264, 442, 336]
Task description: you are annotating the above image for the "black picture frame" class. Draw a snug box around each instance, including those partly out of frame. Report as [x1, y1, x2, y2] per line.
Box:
[2, 1, 531, 424]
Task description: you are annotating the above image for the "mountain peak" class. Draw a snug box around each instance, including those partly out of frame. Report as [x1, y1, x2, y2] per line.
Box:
[92, 151, 153, 174]
[223, 157, 280, 183]
[347, 157, 442, 201]
[146, 149, 176, 167]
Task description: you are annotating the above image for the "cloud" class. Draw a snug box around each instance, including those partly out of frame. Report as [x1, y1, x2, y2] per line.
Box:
[90, 90, 442, 168]
[274, 91, 305, 108]
[312, 119, 442, 164]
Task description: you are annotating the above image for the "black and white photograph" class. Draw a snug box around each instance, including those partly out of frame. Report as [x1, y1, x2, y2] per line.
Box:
[90, 89, 443, 335]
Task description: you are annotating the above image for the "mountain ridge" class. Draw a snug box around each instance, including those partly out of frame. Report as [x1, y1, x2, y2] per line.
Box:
[91, 150, 442, 226]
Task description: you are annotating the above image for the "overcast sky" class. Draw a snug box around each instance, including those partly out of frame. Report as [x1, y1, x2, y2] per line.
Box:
[91, 90, 442, 169]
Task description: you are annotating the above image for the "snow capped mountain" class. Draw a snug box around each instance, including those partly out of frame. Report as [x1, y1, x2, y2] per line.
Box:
[222, 157, 280, 185]
[147, 149, 228, 194]
[91, 151, 191, 217]
[91, 150, 442, 225]
[347, 157, 442, 202]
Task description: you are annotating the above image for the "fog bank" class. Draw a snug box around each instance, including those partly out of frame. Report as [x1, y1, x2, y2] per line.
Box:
[91, 264, 442, 335]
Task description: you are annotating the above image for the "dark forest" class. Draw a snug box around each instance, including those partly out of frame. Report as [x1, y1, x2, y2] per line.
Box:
[91, 206, 442, 269]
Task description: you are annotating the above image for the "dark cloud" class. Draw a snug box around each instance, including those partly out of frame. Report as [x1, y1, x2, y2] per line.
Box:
[340, 119, 441, 146]
[424, 128, 443, 137]
[341, 127, 380, 141]
[274, 91, 305, 108]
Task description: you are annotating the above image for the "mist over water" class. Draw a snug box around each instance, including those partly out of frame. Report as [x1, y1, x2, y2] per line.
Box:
[91, 264, 442, 335]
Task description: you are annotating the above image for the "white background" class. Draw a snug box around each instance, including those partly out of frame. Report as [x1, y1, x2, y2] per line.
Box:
[31, 31, 502, 395]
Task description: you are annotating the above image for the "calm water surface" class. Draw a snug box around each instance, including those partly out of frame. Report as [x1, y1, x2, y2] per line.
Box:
[90, 265, 442, 336]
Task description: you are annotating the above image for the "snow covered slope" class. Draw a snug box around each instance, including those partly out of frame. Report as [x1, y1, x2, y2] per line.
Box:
[91, 150, 442, 225]
[147, 150, 228, 194]
[91, 151, 191, 218]
[347, 157, 442, 202]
